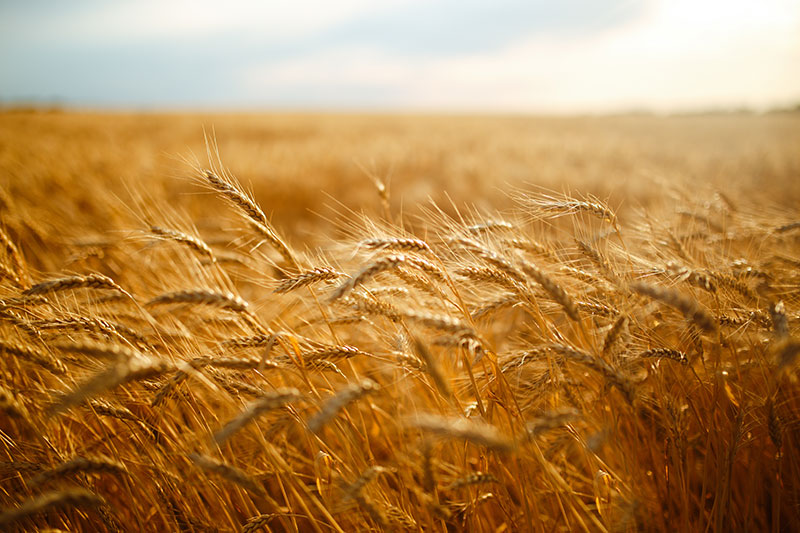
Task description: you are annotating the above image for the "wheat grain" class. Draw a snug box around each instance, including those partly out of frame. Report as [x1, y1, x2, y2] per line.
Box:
[0, 339, 66, 374]
[151, 225, 215, 261]
[361, 237, 432, 254]
[23, 273, 131, 299]
[146, 289, 249, 312]
[0, 489, 107, 527]
[49, 354, 174, 415]
[521, 260, 580, 321]
[214, 388, 303, 443]
[307, 379, 379, 434]
[631, 281, 717, 333]
[274, 267, 343, 293]
[602, 315, 629, 356]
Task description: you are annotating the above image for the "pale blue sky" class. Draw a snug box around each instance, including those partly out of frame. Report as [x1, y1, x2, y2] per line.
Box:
[1, 0, 798, 112]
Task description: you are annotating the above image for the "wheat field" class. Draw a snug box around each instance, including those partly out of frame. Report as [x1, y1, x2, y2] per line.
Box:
[1, 110, 799, 532]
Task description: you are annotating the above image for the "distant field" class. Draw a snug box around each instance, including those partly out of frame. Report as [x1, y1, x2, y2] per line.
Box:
[0, 111, 799, 531]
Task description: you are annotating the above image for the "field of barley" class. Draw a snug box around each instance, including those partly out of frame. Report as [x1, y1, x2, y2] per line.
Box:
[1, 110, 799, 532]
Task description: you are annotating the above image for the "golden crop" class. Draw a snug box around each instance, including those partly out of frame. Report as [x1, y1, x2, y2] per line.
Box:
[0, 110, 798, 531]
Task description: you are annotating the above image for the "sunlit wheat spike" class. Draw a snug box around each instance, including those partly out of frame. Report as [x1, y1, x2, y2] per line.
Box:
[343, 293, 402, 321]
[630, 281, 717, 333]
[392, 267, 444, 298]
[456, 266, 522, 293]
[213, 388, 302, 443]
[146, 288, 249, 312]
[575, 238, 620, 283]
[0, 489, 107, 528]
[0, 226, 26, 281]
[402, 309, 471, 334]
[0, 261, 20, 285]
[385, 504, 418, 530]
[34, 316, 150, 348]
[664, 262, 716, 293]
[303, 344, 370, 364]
[602, 314, 629, 356]
[410, 414, 515, 452]
[250, 220, 299, 268]
[202, 169, 298, 268]
[0, 295, 52, 313]
[393, 350, 426, 371]
[150, 225, 215, 261]
[29, 456, 128, 487]
[23, 273, 132, 299]
[329, 253, 443, 301]
[203, 169, 269, 227]
[577, 300, 619, 317]
[307, 379, 379, 434]
[206, 354, 281, 370]
[454, 237, 527, 283]
[84, 398, 139, 422]
[361, 237, 432, 254]
[525, 192, 617, 224]
[520, 260, 580, 321]
[48, 354, 174, 416]
[561, 264, 606, 286]
[471, 294, 518, 320]
[0, 339, 66, 374]
[499, 347, 550, 372]
[53, 339, 142, 361]
[273, 266, 343, 293]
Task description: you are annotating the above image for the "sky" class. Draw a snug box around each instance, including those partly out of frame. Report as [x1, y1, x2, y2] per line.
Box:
[1, 0, 798, 113]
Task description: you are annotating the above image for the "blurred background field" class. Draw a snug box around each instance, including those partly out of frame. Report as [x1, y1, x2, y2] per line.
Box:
[3, 110, 799, 269]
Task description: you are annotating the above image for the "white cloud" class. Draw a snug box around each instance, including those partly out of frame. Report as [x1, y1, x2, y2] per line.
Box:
[242, 0, 800, 111]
